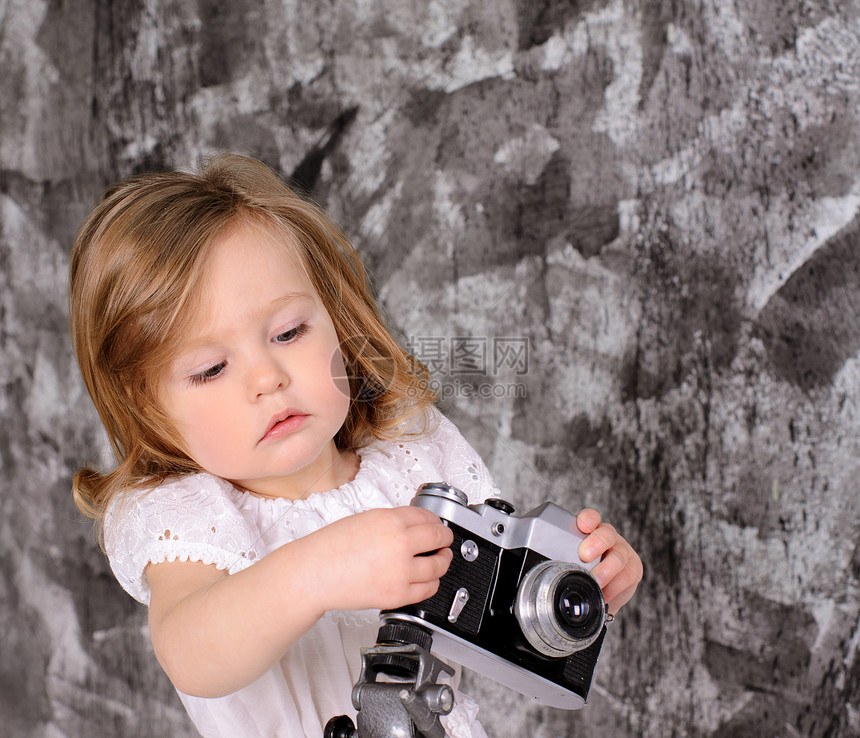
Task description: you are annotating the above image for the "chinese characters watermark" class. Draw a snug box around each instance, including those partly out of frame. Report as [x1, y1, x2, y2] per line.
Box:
[404, 335, 529, 400]
[404, 336, 529, 377]
[336, 334, 530, 402]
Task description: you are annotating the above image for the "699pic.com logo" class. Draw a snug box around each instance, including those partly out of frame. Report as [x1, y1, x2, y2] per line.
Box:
[330, 334, 530, 404]
[331, 334, 398, 403]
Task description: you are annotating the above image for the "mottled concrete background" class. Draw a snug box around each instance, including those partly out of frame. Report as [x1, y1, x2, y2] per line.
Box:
[2, 1, 860, 736]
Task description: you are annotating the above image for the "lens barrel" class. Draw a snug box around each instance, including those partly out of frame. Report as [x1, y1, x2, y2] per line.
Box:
[514, 561, 605, 658]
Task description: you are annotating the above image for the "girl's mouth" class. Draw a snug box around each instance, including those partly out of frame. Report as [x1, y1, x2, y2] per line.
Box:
[260, 410, 308, 442]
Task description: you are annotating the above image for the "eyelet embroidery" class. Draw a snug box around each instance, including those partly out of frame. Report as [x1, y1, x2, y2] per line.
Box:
[109, 411, 499, 605]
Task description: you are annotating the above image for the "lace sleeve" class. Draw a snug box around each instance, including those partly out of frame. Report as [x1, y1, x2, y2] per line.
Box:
[422, 411, 501, 504]
[103, 473, 259, 605]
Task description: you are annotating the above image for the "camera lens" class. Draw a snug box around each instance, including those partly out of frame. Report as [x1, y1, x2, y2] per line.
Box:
[554, 572, 603, 640]
[515, 561, 606, 658]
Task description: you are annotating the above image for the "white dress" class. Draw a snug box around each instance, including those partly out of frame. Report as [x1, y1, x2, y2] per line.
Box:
[105, 410, 498, 738]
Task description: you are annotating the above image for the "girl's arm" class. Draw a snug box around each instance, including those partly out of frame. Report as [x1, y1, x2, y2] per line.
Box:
[146, 505, 454, 698]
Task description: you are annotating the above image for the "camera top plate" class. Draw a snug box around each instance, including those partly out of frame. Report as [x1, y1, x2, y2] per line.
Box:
[412, 483, 595, 573]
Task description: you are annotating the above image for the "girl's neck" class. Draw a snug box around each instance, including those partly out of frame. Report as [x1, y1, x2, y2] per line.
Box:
[232, 446, 362, 501]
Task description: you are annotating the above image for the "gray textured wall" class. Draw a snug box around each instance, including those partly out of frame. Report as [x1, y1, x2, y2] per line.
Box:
[2, 1, 860, 736]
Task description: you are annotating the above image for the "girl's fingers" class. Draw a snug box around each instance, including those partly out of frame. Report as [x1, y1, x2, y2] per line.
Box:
[410, 546, 453, 583]
[592, 543, 644, 612]
[576, 508, 602, 535]
[389, 506, 454, 555]
[406, 578, 443, 604]
[606, 582, 639, 615]
[578, 522, 618, 563]
[591, 536, 626, 578]
[396, 505, 447, 527]
[408, 520, 455, 555]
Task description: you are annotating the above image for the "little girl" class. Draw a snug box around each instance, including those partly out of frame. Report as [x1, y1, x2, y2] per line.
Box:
[69, 154, 642, 737]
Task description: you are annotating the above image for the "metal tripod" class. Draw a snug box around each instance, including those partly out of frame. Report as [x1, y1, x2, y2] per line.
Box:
[324, 641, 456, 738]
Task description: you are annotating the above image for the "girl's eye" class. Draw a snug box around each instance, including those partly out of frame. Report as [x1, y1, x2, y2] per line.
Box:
[189, 361, 226, 386]
[274, 323, 309, 344]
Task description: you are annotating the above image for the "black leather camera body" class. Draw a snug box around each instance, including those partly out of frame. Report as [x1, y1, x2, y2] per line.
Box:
[378, 483, 610, 710]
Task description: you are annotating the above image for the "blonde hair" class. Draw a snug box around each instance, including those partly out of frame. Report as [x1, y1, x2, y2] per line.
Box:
[70, 154, 436, 520]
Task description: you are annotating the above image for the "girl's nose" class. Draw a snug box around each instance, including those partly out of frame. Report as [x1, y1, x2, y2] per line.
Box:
[248, 354, 287, 399]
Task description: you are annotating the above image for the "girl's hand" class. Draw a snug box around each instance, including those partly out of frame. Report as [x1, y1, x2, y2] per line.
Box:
[576, 508, 643, 615]
[302, 506, 455, 613]
[145, 505, 452, 699]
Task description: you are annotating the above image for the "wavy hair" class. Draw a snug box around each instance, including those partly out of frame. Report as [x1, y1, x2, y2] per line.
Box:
[69, 154, 436, 520]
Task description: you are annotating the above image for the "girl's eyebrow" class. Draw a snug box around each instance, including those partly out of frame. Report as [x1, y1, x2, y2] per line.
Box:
[269, 291, 315, 311]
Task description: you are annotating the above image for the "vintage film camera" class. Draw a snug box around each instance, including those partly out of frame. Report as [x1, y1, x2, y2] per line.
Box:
[377, 482, 611, 710]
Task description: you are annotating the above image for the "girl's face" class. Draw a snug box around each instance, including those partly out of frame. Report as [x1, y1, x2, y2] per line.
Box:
[158, 219, 353, 500]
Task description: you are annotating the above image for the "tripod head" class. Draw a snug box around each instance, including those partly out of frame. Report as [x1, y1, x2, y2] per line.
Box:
[324, 623, 455, 738]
